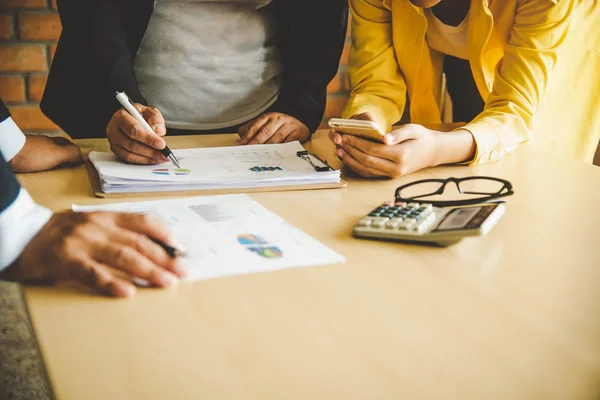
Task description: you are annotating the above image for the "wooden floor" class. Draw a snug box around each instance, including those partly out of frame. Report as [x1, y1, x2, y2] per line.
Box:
[0, 282, 51, 400]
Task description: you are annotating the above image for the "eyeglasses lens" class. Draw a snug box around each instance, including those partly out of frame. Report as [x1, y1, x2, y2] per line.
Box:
[457, 178, 506, 195]
[398, 181, 445, 200]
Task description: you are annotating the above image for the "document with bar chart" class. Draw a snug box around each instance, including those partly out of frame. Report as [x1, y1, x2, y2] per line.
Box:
[73, 195, 345, 282]
[87, 141, 341, 194]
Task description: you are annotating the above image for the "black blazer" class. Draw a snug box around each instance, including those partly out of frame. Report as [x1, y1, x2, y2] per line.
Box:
[0, 100, 21, 213]
[41, 0, 349, 138]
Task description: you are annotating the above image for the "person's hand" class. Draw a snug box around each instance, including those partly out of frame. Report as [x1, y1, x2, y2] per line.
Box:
[328, 112, 378, 148]
[332, 124, 442, 178]
[1, 212, 189, 298]
[106, 104, 168, 165]
[10, 135, 83, 173]
[238, 112, 310, 145]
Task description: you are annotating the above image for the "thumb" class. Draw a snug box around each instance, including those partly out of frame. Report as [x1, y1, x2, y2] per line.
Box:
[383, 124, 421, 145]
[351, 112, 377, 122]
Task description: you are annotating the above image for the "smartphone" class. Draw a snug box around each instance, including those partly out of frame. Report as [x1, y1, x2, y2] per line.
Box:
[328, 118, 387, 142]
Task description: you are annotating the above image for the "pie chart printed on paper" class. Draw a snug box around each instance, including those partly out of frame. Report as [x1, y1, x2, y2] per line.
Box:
[236, 234, 283, 259]
[152, 168, 192, 176]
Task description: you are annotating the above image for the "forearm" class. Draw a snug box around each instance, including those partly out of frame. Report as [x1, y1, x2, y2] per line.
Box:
[344, 0, 406, 132]
[433, 129, 476, 165]
[9, 135, 83, 173]
[272, 0, 348, 132]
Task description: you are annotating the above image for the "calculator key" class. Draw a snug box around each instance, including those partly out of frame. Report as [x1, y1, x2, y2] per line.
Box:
[389, 217, 404, 223]
[416, 222, 430, 233]
[357, 218, 372, 227]
[422, 204, 433, 213]
[405, 217, 417, 224]
[385, 221, 400, 229]
[370, 217, 390, 223]
[372, 220, 387, 229]
[394, 202, 407, 208]
[398, 220, 416, 230]
[407, 203, 421, 209]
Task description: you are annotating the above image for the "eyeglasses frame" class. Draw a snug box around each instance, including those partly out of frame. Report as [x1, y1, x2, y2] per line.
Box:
[394, 176, 514, 207]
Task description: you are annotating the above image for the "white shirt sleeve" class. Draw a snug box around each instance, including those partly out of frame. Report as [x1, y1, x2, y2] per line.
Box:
[0, 116, 26, 162]
[0, 188, 52, 271]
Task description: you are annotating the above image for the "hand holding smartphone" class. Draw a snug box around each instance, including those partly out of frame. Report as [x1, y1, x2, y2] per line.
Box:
[328, 118, 387, 142]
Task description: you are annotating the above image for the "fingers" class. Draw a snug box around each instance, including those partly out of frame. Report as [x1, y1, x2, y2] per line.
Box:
[266, 123, 295, 144]
[113, 128, 166, 162]
[113, 213, 181, 250]
[106, 106, 167, 163]
[338, 141, 398, 178]
[283, 129, 300, 143]
[240, 113, 309, 145]
[107, 109, 167, 164]
[117, 109, 166, 149]
[247, 116, 285, 145]
[69, 258, 137, 298]
[110, 227, 188, 278]
[328, 129, 343, 146]
[239, 114, 270, 145]
[384, 124, 421, 145]
[140, 105, 167, 136]
[336, 148, 388, 178]
[95, 243, 179, 288]
[111, 144, 162, 165]
[341, 134, 395, 161]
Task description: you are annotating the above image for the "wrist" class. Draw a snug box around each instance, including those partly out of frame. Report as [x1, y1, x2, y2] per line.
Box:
[55, 138, 83, 165]
[432, 129, 476, 165]
[431, 131, 445, 167]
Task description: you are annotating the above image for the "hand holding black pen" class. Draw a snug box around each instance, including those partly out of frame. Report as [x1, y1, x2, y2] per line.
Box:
[106, 92, 181, 167]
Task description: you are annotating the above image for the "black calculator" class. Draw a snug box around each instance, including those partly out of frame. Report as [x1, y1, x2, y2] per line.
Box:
[353, 201, 505, 246]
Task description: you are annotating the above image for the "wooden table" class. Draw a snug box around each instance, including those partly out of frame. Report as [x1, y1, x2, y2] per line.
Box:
[18, 130, 600, 399]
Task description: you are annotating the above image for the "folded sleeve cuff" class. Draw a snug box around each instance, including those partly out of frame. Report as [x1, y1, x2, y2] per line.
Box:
[460, 119, 504, 166]
[0, 188, 52, 271]
[342, 93, 402, 133]
[0, 117, 26, 162]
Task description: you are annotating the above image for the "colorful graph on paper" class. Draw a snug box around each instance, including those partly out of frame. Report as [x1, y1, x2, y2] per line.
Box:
[237, 234, 283, 259]
[152, 168, 192, 176]
[249, 166, 283, 173]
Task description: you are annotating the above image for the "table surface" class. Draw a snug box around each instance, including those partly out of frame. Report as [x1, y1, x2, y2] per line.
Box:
[17, 129, 600, 400]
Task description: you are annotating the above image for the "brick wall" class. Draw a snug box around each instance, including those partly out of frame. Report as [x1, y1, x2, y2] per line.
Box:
[0, 0, 61, 134]
[0, 2, 350, 134]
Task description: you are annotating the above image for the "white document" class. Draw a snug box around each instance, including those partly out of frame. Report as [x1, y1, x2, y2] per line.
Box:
[88, 141, 340, 194]
[73, 195, 345, 282]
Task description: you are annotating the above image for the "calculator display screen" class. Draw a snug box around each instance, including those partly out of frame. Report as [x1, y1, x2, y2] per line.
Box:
[434, 205, 498, 232]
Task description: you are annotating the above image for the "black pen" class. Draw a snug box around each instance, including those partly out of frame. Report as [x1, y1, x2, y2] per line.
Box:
[150, 237, 188, 258]
[115, 91, 181, 168]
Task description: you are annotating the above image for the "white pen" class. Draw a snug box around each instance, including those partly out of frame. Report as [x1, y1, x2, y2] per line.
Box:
[115, 91, 181, 168]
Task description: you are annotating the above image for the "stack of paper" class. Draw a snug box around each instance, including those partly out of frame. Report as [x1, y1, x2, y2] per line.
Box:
[89, 141, 340, 194]
[73, 195, 345, 281]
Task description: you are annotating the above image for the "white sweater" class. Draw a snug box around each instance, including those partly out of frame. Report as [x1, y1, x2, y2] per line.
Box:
[134, 0, 282, 130]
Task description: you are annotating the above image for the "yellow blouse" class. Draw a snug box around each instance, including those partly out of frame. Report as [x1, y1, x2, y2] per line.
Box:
[343, 0, 600, 164]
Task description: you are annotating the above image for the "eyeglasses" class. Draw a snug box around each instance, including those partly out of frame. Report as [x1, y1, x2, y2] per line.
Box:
[395, 176, 514, 207]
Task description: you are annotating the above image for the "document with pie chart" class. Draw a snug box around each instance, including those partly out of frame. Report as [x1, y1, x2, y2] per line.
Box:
[88, 141, 341, 194]
[73, 194, 345, 282]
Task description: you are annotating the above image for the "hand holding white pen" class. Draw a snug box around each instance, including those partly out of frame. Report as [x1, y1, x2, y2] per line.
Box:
[106, 92, 180, 167]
